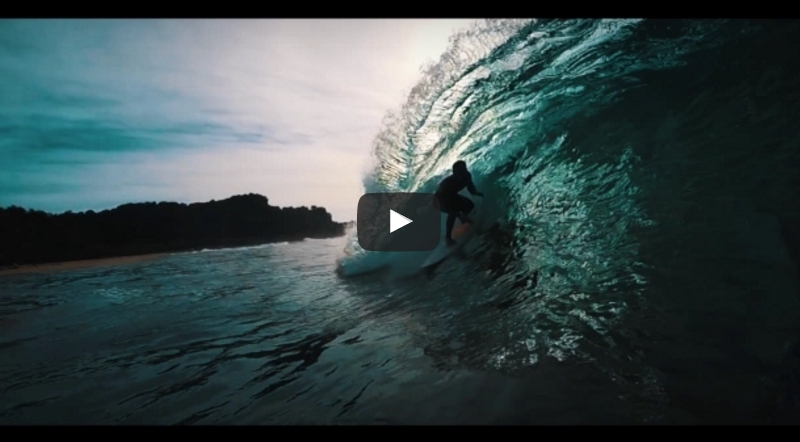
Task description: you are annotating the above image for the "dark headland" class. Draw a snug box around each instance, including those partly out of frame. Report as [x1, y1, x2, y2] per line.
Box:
[0, 193, 350, 269]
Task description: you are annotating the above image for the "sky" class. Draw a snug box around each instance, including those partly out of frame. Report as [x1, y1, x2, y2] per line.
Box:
[0, 19, 475, 222]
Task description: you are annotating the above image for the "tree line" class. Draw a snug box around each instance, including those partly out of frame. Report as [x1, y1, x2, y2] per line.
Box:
[0, 193, 348, 267]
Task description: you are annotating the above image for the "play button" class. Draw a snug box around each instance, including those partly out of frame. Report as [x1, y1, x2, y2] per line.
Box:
[389, 209, 412, 233]
[357, 193, 440, 251]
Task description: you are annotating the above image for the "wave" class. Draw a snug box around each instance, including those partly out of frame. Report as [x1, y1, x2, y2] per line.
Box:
[337, 19, 726, 278]
[334, 19, 800, 417]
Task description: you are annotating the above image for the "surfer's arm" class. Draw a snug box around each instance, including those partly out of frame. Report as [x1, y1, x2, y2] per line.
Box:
[466, 177, 483, 197]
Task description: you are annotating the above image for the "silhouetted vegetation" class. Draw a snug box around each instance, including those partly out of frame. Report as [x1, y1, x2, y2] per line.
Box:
[0, 193, 347, 267]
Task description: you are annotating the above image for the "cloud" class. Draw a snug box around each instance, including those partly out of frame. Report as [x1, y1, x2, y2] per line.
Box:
[0, 19, 475, 220]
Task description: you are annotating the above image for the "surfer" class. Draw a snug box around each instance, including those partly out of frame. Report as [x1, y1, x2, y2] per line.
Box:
[434, 160, 483, 247]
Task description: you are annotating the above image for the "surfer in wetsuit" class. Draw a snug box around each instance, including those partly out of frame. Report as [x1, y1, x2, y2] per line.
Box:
[434, 160, 483, 247]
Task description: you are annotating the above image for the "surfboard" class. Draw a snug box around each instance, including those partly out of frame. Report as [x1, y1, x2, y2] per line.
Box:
[421, 220, 473, 269]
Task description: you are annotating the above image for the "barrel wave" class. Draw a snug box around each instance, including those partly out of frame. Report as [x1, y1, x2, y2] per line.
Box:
[335, 19, 800, 422]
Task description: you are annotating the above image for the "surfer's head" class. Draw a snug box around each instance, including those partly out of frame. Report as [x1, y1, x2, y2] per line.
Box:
[453, 160, 468, 176]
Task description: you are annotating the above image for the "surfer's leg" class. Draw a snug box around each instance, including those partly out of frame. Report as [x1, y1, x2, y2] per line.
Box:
[455, 195, 475, 223]
[445, 212, 457, 246]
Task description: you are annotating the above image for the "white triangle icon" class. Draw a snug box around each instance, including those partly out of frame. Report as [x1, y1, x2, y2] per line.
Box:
[389, 209, 412, 233]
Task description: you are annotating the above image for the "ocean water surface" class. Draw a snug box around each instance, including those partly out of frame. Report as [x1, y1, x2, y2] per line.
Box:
[0, 239, 637, 424]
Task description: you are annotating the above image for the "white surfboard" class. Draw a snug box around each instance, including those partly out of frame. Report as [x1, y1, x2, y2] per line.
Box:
[420, 221, 473, 268]
[421, 194, 483, 269]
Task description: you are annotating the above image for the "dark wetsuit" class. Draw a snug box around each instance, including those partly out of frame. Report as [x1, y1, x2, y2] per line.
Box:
[435, 172, 478, 241]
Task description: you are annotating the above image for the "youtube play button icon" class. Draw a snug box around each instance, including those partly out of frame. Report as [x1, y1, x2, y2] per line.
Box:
[357, 193, 441, 251]
[390, 210, 412, 233]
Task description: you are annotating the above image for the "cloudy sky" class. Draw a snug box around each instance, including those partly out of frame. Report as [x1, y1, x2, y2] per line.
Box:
[0, 19, 474, 221]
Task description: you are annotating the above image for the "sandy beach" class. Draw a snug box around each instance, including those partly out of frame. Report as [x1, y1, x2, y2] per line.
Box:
[0, 253, 170, 276]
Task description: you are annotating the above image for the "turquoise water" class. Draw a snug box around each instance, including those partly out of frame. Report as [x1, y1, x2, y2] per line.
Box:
[3, 19, 800, 423]
[0, 239, 660, 424]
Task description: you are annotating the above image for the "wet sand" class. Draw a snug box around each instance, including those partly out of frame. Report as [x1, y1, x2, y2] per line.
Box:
[0, 253, 170, 276]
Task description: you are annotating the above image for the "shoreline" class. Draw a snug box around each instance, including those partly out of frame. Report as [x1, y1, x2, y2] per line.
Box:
[0, 253, 171, 276]
[0, 234, 348, 277]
